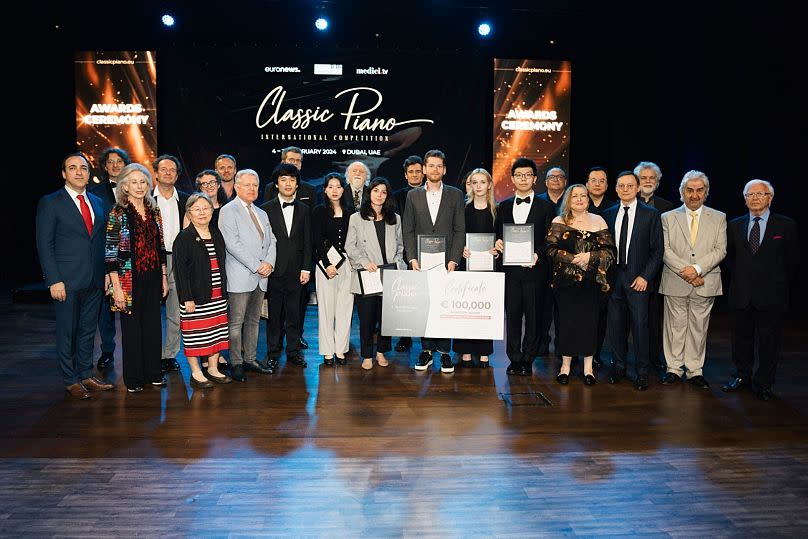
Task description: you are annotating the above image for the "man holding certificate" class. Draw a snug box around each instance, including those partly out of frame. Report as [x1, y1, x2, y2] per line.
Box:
[495, 158, 555, 376]
[402, 149, 466, 373]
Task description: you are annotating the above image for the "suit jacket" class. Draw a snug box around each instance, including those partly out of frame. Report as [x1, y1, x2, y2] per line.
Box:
[660, 205, 727, 297]
[589, 196, 616, 216]
[394, 186, 417, 215]
[603, 201, 663, 290]
[344, 213, 406, 294]
[642, 195, 676, 213]
[495, 195, 554, 281]
[172, 225, 228, 304]
[260, 197, 312, 278]
[402, 184, 466, 267]
[89, 180, 116, 211]
[36, 188, 106, 291]
[726, 212, 799, 311]
[263, 181, 315, 208]
[218, 198, 277, 293]
[342, 184, 369, 214]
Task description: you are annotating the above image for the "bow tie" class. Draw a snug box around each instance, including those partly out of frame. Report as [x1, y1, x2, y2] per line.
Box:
[516, 196, 531, 205]
[282, 201, 294, 209]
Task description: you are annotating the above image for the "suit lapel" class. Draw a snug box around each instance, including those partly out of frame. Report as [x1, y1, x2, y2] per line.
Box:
[674, 206, 690, 245]
[60, 189, 90, 234]
[89, 195, 106, 238]
[289, 202, 302, 238]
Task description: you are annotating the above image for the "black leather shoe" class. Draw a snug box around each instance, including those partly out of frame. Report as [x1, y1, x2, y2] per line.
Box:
[583, 374, 597, 386]
[287, 354, 307, 368]
[299, 337, 309, 349]
[96, 352, 114, 370]
[662, 372, 681, 385]
[163, 358, 180, 372]
[721, 376, 747, 392]
[556, 372, 569, 385]
[593, 357, 602, 370]
[207, 371, 232, 384]
[756, 388, 773, 401]
[262, 355, 280, 371]
[688, 375, 710, 389]
[230, 364, 246, 382]
[520, 359, 532, 376]
[506, 362, 521, 375]
[395, 337, 412, 352]
[336, 355, 347, 366]
[244, 359, 273, 374]
[634, 375, 649, 391]
[323, 356, 335, 366]
[607, 368, 625, 384]
[190, 376, 214, 389]
[151, 377, 167, 387]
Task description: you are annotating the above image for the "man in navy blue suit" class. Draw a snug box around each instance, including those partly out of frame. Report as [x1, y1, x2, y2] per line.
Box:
[36, 153, 115, 398]
[602, 171, 663, 390]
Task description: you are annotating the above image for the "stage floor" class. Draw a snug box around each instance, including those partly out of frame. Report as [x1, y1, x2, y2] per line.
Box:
[1, 299, 807, 537]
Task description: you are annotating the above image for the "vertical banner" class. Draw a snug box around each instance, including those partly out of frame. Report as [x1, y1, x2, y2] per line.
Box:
[75, 51, 157, 179]
[492, 59, 571, 200]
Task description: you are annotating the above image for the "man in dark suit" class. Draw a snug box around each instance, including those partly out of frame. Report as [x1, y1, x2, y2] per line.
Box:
[342, 161, 371, 213]
[36, 153, 115, 398]
[260, 163, 312, 369]
[89, 147, 130, 369]
[722, 180, 799, 401]
[635, 161, 676, 376]
[495, 158, 554, 376]
[536, 166, 567, 355]
[603, 171, 663, 390]
[402, 149, 465, 374]
[392, 155, 424, 352]
[586, 166, 615, 216]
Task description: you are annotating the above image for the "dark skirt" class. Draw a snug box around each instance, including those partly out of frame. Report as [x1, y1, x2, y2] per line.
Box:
[554, 282, 600, 357]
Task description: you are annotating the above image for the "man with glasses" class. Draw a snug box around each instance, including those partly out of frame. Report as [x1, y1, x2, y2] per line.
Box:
[537, 167, 568, 214]
[152, 154, 190, 373]
[586, 166, 615, 215]
[536, 167, 567, 356]
[722, 180, 799, 401]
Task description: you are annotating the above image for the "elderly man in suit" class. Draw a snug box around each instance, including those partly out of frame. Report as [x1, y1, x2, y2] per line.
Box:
[36, 152, 115, 398]
[402, 149, 465, 373]
[603, 171, 663, 390]
[342, 161, 371, 213]
[219, 168, 277, 382]
[659, 171, 726, 388]
[722, 180, 799, 401]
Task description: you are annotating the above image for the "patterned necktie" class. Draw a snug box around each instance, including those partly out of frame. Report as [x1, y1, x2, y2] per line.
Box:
[247, 204, 264, 242]
[353, 190, 361, 209]
[618, 206, 629, 266]
[690, 210, 699, 246]
[77, 194, 93, 236]
[749, 216, 761, 254]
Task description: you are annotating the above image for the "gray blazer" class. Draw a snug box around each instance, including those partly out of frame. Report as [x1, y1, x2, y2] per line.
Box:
[344, 213, 405, 294]
[402, 183, 466, 267]
[218, 197, 277, 293]
[660, 205, 727, 297]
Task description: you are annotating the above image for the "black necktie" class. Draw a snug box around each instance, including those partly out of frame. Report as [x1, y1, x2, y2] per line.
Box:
[516, 196, 530, 205]
[749, 216, 761, 254]
[619, 206, 629, 266]
[282, 201, 294, 209]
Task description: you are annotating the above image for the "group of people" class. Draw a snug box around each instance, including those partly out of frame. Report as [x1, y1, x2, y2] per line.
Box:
[36, 146, 799, 403]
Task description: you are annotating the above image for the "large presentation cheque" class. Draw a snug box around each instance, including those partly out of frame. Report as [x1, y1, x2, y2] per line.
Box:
[381, 270, 504, 340]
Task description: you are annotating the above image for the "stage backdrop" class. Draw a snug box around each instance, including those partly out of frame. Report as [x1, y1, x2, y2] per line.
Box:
[74, 51, 158, 182]
[492, 59, 571, 200]
[158, 48, 486, 196]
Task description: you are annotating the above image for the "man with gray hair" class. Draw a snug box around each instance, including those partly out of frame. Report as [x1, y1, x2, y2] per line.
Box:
[722, 179, 799, 401]
[218, 169, 277, 382]
[659, 171, 726, 388]
[343, 161, 371, 212]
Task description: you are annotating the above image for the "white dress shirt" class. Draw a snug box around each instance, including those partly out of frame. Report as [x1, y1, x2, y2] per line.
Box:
[426, 181, 444, 225]
[154, 187, 180, 252]
[512, 192, 533, 224]
[614, 198, 638, 262]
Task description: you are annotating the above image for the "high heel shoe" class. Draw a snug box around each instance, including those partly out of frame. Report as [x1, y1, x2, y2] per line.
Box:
[556, 372, 570, 385]
[336, 355, 347, 365]
[584, 373, 597, 386]
[324, 356, 334, 366]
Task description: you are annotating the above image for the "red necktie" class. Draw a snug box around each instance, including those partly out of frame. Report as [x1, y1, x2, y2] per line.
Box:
[77, 194, 93, 236]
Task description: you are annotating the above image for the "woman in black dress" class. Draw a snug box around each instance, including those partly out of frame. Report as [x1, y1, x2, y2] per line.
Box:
[453, 168, 499, 367]
[546, 184, 616, 385]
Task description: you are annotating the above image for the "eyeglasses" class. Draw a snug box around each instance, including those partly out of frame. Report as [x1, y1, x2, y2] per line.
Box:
[547, 174, 566, 181]
[744, 192, 771, 199]
[587, 178, 607, 185]
[513, 173, 535, 180]
[158, 167, 177, 174]
[189, 206, 212, 213]
[198, 180, 219, 188]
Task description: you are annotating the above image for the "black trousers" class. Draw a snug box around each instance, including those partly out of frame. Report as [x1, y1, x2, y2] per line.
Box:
[120, 270, 162, 388]
[730, 306, 783, 390]
[504, 277, 543, 363]
[266, 272, 302, 356]
[356, 294, 391, 358]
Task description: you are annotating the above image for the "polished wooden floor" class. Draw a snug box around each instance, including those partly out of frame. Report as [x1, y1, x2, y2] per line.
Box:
[1, 296, 807, 537]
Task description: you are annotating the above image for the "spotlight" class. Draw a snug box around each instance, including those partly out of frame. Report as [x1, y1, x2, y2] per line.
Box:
[161, 14, 175, 27]
[477, 22, 491, 37]
[315, 17, 329, 31]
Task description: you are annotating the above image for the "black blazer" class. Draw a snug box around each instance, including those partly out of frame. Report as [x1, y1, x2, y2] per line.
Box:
[263, 181, 315, 208]
[342, 184, 369, 214]
[260, 197, 312, 277]
[726, 212, 799, 311]
[495, 195, 555, 281]
[311, 205, 349, 268]
[172, 225, 228, 304]
[394, 186, 417, 215]
[603, 201, 663, 289]
[90, 180, 116, 212]
[642, 195, 676, 213]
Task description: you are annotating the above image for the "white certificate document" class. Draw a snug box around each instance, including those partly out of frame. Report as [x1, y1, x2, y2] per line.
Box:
[468, 250, 494, 272]
[505, 241, 533, 265]
[326, 246, 343, 266]
[420, 251, 446, 271]
[358, 269, 383, 295]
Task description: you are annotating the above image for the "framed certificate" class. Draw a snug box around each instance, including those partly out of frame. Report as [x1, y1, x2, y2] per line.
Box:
[316, 246, 347, 278]
[357, 263, 397, 296]
[417, 235, 447, 271]
[502, 224, 535, 266]
[466, 233, 495, 272]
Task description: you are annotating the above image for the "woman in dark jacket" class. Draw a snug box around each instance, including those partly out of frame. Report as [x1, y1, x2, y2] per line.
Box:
[173, 193, 231, 388]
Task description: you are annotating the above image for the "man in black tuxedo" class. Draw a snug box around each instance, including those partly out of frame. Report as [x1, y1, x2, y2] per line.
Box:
[36, 153, 114, 398]
[635, 161, 676, 376]
[495, 158, 554, 375]
[393, 155, 424, 352]
[402, 149, 465, 374]
[603, 171, 663, 390]
[342, 161, 371, 213]
[722, 180, 799, 401]
[260, 163, 312, 368]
